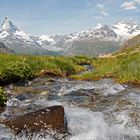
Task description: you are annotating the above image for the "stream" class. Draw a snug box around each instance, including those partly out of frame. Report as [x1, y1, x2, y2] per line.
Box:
[0, 66, 140, 140]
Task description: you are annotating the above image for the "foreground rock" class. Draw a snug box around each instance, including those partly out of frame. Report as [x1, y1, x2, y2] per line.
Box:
[2, 105, 67, 136]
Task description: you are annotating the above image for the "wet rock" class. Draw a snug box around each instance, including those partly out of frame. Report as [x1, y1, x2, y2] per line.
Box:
[0, 107, 5, 114]
[46, 78, 56, 83]
[129, 112, 140, 127]
[61, 89, 96, 105]
[3, 105, 67, 135]
[11, 86, 35, 95]
[15, 93, 34, 101]
[68, 88, 95, 96]
[0, 138, 11, 140]
[116, 99, 132, 107]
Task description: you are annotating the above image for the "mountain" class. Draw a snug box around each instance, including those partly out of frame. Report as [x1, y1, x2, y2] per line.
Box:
[63, 20, 140, 56]
[34, 20, 140, 56]
[31, 34, 70, 52]
[0, 17, 41, 48]
[0, 17, 140, 56]
[0, 17, 59, 55]
[121, 34, 140, 52]
[33, 24, 119, 55]
[63, 24, 119, 56]
[111, 19, 140, 41]
[0, 42, 15, 53]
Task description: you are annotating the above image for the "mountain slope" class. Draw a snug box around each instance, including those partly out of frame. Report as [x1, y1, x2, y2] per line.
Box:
[63, 39, 120, 56]
[99, 34, 140, 58]
[121, 34, 140, 52]
[0, 42, 15, 53]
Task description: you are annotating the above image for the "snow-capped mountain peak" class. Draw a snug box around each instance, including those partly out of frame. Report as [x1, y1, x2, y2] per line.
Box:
[1, 17, 18, 32]
[0, 17, 41, 49]
[95, 23, 103, 29]
[111, 19, 140, 40]
[0, 17, 31, 41]
[115, 19, 137, 27]
[76, 23, 117, 41]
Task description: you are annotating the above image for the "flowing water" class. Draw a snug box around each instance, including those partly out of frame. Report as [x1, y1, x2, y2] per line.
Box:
[0, 68, 140, 140]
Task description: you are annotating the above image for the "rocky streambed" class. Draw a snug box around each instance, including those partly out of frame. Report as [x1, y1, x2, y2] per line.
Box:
[0, 75, 140, 139]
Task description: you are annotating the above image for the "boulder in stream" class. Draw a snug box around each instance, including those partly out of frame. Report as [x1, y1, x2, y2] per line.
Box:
[2, 105, 67, 137]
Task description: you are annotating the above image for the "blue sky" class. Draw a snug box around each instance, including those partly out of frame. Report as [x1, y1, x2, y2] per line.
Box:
[0, 0, 140, 35]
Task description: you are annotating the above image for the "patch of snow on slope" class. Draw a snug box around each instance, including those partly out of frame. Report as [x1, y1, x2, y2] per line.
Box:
[0, 31, 9, 39]
[40, 35, 54, 42]
[14, 30, 33, 42]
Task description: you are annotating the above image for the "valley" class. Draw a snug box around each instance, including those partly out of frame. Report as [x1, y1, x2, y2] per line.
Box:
[0, 16, 140, 140]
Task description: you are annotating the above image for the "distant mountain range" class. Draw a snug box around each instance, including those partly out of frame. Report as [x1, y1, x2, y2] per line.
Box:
[0, 17, 140, 56]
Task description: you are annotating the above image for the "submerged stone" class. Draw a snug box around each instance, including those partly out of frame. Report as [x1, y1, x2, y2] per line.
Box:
[15, 93, 34, 101]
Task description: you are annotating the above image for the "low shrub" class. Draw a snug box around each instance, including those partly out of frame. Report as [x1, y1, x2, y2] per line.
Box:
[0, 87, 7, 107]
[2, 60, 33, 84]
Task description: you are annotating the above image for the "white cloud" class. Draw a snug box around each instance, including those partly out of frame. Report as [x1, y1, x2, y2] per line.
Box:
[96, 4, 110, 16]
[101, 11, 109, 16]
[120, 0, 140, 10]
[120, 1, 137, 10]
[97, 4, 105, 9]
[135, 0, 140, 3]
